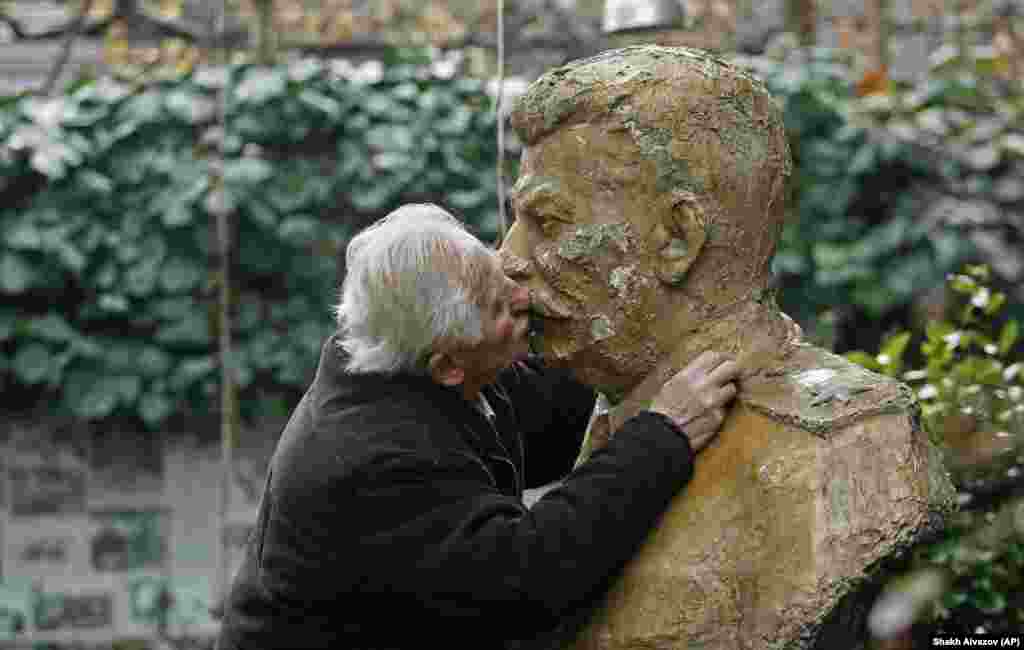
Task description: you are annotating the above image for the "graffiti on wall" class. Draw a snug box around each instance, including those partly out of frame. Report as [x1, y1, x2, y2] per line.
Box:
[34, 590, 114, 631]
[0, 418, 283, 643]
[90, 509, 168, 572]
[4, 423, 89, 518]
[8, 460, 87, 518]
[2, 516, 84, 582]
[18, 536, 70, 565]
[89, 430, 164, 507]
[128, 574, 216, 635]
[0, 579, 33, 641]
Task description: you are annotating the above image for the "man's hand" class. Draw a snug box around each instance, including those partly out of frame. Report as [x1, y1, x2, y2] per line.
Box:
[648, 351, 740, 452]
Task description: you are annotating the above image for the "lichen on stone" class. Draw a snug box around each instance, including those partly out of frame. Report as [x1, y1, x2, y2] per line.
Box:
[558, 223, 631, 261]
[590, 315, 614, 342]
[543, 89, 588, 133]
[661, 238, 689, 260]
[609, 265, 637, 296]
[624, 121, 706, 196]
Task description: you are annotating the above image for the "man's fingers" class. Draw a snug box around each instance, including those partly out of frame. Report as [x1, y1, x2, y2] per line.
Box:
[707, 359, 741, 387]
[699, 382, 736, 410]
[696, 350, 724, 370]
[714, 381, 737, 406]
[684, 351, 725, 379]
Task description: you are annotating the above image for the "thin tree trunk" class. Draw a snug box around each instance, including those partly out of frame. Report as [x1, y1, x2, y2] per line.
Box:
[785, 0, 816, 47]
[214, 0, 239, 609]
[257, 0, 275, 64]
[42, 0, 97, 94]
[878, 0, 891, 75]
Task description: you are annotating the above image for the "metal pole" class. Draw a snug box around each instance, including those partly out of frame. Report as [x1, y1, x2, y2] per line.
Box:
[495, 0, 508, 247]
[214, 0, 237, 611]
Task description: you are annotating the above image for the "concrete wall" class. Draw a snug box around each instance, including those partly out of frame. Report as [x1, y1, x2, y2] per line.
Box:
[613, 0, 1015, 83]
[0, 418, 280, 645]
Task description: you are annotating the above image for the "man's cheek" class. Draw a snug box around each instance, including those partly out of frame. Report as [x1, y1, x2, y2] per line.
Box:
[498, 320, 516, 340]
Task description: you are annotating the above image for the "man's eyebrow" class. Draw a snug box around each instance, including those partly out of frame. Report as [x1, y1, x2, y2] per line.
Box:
[511, 177, 575, 222]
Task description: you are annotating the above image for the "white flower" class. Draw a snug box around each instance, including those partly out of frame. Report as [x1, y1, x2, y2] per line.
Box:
[431, 58, 458, 80]
[918, 385, 938, 400]
[1004, 363, 1022, 383]
[1008, 386, 1023, 402]
[971, 287, 990, 308]
[984, 343, 998, 355]
[868, 570, 946, 640]
[352, 61, 384, 84]
[329, 59, 355, 78]
[877, 354, 892, 365]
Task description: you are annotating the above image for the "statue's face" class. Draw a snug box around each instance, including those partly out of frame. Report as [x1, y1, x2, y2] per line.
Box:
[499, 122, 705, 395]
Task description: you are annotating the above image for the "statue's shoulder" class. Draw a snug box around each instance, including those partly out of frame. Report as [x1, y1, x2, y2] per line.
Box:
[740, 343, 916, 437]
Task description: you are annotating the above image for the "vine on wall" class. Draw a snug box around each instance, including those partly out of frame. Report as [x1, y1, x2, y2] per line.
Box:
[3, 44, 1021, 437]
[0, 49, 500, 433]
[743, 45, 1023, 353]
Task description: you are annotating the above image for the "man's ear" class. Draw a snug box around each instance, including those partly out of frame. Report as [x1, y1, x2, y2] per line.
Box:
[428, 351, 465, 387]
[651, 190, 707, 286]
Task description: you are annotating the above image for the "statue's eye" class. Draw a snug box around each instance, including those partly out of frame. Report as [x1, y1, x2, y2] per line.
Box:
[530, 209, 570, 238]
[540, 216, 561, 238]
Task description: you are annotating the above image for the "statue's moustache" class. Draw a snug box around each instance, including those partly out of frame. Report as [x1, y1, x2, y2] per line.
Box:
[528, 287, 574, 320]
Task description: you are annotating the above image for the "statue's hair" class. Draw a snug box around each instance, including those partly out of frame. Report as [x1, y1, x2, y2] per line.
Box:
[510, 45, 793, 285]
[510, 44, 791, 187]
[511, 45, 776, 144]
[333, 203, 495, 375]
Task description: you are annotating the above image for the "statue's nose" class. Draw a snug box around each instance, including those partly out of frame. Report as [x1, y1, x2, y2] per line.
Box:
[497, 227, 533, 279]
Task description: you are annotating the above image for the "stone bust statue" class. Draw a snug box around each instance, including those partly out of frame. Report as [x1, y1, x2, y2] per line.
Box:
[498, 46, 953, 649]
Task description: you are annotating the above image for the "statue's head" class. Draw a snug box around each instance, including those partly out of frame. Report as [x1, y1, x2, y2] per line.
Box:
[499, 46, 793, 396]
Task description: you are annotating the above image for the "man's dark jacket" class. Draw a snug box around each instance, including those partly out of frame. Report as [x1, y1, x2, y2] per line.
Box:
[217, 334, 695, 649]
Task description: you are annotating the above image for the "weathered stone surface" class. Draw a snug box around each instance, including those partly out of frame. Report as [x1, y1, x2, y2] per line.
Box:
[499, 45, 953, 649]
[570, 347, 953, 649]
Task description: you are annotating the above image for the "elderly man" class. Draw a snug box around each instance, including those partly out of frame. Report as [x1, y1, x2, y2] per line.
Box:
[216, 203, 740, 649]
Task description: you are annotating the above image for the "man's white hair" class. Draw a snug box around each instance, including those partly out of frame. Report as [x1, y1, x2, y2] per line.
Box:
[334, 203, 496, 375]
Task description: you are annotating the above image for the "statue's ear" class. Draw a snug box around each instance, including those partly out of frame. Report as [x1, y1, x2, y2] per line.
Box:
[651, 190, 707, 286]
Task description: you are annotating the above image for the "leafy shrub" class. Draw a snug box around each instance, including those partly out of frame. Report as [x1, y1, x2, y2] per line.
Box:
[0, 49, 500, 432]
[848, 265, 1024, 640]
[741, 47, 1023, 353]
[848, 264, 1022, 457]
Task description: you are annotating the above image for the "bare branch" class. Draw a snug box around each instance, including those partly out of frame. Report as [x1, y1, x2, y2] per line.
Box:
[0, 10, 27, 38]
[136, 7, 247, 47]
[1, 0, 246, 47]
[0, 9, 112, 41]
[291, 31, 602, 60]
[41, 0, 97, 95]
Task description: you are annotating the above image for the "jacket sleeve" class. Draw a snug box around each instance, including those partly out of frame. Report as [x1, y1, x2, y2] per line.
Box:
[497, 358, 597, 487]
[350, 410, 693, 638]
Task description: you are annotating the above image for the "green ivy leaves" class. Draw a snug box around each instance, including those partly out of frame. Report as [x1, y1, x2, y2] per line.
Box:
[753, 50, 1007, 334]
[0, 51, 499, 430]
[848, 264, 1023, 637]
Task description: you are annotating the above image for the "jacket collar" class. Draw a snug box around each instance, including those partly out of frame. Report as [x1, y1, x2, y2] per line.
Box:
[312, 334, 520, 488]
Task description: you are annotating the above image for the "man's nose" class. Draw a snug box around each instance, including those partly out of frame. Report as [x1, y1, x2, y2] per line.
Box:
[510, 283, 530, 312]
